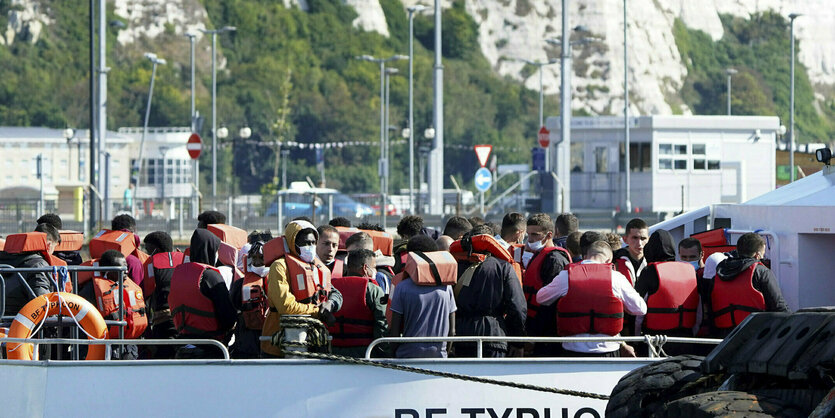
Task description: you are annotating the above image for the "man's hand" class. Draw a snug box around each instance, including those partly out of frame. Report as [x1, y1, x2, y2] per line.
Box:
[619, 342, 637, 357]
[318, 301, 336, 327]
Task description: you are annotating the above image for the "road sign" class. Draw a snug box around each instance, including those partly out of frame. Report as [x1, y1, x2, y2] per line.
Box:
[474, 167, 492, 192]
[474, 144, 492, 167]
[532, 147, 546, 171]
[538, 126, 550, 148]
[187, 133, 202, 159]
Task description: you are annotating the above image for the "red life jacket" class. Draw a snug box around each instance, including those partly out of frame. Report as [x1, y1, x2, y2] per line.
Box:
[168, 262, 224, 338]
[710, 262, 766, 329]
[335, 226, 360, 250]
[143, 251, 186, 314]
[449, 235, 524, 285]
[93, 276, 148, 339]
[331, 258, 344, 279]
[522, 246, 570, 319]
[264, 236, 331, 303]
[557, 263, 624, 336]
[327, 276, 376, 347]
[644, 261, 699, 332]
[241, 270, 268, 330]
[615, 256, 645, 286]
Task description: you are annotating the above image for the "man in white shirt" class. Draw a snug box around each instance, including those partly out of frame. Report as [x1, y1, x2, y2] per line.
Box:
[536, 241, 647, 356]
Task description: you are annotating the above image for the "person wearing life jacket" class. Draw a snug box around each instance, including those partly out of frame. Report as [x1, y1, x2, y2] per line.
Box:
[141, 231, 185, 358]
[537, 241, 647, 357]
[316, 225, 343, 277]
[345, 231, 394, 295]
[236, 230, 273, 272]
[634, 230, 700, 355]
[710, 233, 789, 337]
[197, 210, 227, 229]
[554, 213, 579, 249]
[327, 249, 387, 357]
[452, 226, 526, 358]
[229, 241, 270, 359]
[493, 212, 526, 251]
[109, 214, 146, 286]
[613, 218, 649, 286]
[78, 250, 146, 360]
[520, 213, 570, 356]
[565, 231, 583, 262]
[0, 224, 64, 316]
[168, 229, 237, 359]
[37, 213, 83, 265]
[261, 220, 343, 357]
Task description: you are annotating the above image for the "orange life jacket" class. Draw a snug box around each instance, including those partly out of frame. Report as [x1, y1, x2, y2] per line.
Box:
[4, 232, 71, 291]
[710, 262, 766, 329]
[169, 262, 224, 338]
[522, 246, 570, 319]
[207, 224, 248, 250]
[89, 229, 150, 265]
[615, 256, 645, 286]
[143, 251, 186, 312]
[557, 263, 624, 336]
[241, 270, 268, 330]
[335, 227, 394, 256]
[690, 228, 729, 247]
[56, 230, 84, 252]
[335, 226, 360, 250]
[449, 235, 524, 284]
[644, 261, 699, 332]
[0, 238, 5, 251]
[328, 276, 376, 347]
[264, 236, 332, 303]
[93, 276, 148, 339]
[395, 251, 458, 286]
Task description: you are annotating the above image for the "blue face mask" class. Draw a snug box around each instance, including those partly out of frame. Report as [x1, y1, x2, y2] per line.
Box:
[688, 260, 700, 270]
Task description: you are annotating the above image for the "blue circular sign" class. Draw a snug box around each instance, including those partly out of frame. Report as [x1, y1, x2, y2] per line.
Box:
[474, 167, 492, 192]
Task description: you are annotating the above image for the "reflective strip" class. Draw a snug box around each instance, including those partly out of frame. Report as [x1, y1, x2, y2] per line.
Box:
[167, 252, 174, 267]
[127, 290, 137, 306]
[116, 233, 128, 242]
[296, 274, 305, 291]
[13, 313, 36, 331]
[97, 296, 104, 311]
[243, 285, 252, 301]
[93, 230, 106, 239]
[147, 263, 155, 278]
[74, 303, 90, 322]
[93, 261, 100, 278]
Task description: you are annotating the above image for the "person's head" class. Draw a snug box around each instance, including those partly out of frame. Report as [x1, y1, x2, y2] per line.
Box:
[328, 217, 352, 228]
[357, 222, 385, 232]
[678, 237, 704, 268]
[579, 231, 605, 259]
[554, 213, 579, 238]
[111, 214, 136, 233]
[248, 241, 266, 267]
[407, 235, 439, 253]
[564, 231, 581, 259]
[284, 220, 318, 262]
[605, 232, 623, 252]
[37, 213, 62, 230]
[443, 216, 472, 240]
[622, 218, 649, 260]
[197, 211, 226, 229]
[346, 249, 377, 278]
[500, 212, 526, 244]
[525, 213, 554, 252]
[737, 233, 766, 259]
[435, 236, 454, 251]
[467, 216, 485, 227]
[295, 229, 318, 261]
[345, 232, 374, 252]
[397, 215, 424, 240]
[585, 241, 613, 264]
[316, 225, 340, 264]
[485, 222, 500, 236]
[143, 231, 173, 255]
[34, 223, 60, 254]
[466, 223, 494, 238]
[644, 230, 676, 263]
[248, 230, 273, 244]
[99, 249, 127, 281]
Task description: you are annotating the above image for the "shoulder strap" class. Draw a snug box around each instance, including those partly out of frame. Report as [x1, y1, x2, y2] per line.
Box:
[412, 251, 442, 286]
[454, 259, 484, 299]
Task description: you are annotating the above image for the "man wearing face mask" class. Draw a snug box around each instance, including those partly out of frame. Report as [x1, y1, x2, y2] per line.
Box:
[520, 213, 570, 356]
[634, 230, 700, 354]
[678, 238, 704, 272]
[260, 220, 343, 357]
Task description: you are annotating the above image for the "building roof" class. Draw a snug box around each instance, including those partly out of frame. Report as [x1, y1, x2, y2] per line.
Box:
[0, 127, 132, 143]
[744, 165, 835, 206]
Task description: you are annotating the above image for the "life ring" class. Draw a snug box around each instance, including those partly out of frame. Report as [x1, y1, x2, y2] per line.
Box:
[6, 292, 108, 360]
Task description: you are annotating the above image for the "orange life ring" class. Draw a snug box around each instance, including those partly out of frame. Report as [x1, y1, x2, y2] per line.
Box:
[6, 292, 108, 360]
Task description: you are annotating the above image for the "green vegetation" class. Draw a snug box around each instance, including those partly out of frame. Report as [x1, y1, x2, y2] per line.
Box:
[672, 12, 831, 142]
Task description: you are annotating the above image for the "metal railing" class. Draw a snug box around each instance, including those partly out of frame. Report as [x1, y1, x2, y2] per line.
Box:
[0, 337, 230, 361]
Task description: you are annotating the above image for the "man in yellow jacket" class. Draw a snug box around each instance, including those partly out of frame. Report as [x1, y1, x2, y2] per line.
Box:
[261, 220, 343, 357]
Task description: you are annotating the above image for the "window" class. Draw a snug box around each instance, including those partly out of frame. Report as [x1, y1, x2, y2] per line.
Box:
[594, 147, 609, 173]
[658, 143, 687, 171]
[619, 143, 651, 172]
[693, 143, 721, 171]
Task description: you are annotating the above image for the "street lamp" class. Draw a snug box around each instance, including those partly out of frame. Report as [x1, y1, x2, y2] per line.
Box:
[184, 32, 199, 217]
[725, 68, 738, 115]
[134, 52, 166, 216]
[788, 13, 801, 182]
[384, 67, 400, 223]
[63, 128, 75, 180]
[356, 54, 408, 227]
[623, 0, 631, 213]
[407, 4, 429, 214]
[200, 25, 236, 209]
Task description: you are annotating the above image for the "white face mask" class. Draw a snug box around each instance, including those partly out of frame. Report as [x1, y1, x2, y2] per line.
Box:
[527, 238, 545, 252]
[249, 264, 270, 277]
[521, 251, 534, 268]
[298, 245, 317, 263]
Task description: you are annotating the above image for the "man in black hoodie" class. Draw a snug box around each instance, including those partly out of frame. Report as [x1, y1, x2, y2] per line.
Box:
[710, 233, 789, 336]
[0, 223, 60, 316]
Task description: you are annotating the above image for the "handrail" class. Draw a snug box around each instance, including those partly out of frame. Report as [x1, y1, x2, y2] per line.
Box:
[0, 337, 231, 360]
[364, 335, 722, 359]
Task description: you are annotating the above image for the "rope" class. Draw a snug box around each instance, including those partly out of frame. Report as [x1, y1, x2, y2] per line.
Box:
[274, 315, 609, 401]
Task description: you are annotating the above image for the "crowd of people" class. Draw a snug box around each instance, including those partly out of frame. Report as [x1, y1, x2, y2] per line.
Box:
[0, 209, 789, 360]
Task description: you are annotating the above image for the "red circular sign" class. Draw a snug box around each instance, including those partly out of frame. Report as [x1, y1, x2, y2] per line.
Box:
[187, 133, 202, 159]
[538, 126, 550, 148]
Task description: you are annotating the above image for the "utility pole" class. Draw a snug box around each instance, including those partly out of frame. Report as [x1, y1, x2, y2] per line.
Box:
[428, 0, 444, 215]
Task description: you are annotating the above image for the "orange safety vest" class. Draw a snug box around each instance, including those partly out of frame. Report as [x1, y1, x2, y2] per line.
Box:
[168, 262, 224, 338]
[56, 230, 84, 252]
[264, 236, 332, 303]
[557, 263, 624, 336]
[241, 270, 268, 330]
[3, 232, 71, 291]
[328, 276, 376, 347]
[207, 224, 248, 250]
[522, 246, 570, 319]
[710, 262, 766, 329]
[335, 227, 394, 257]
[449, 235, 524, 284]
[89, 229, 150, 265]
[395, 251, 458, 286]
[93, 276, 148, 339]
[644, 261, 699, 332]
[335, 226, 360, 250]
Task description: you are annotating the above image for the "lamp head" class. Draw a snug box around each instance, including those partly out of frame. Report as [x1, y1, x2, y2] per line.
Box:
[815, 148, 832, 165]
[788, 13, 802, 20]
[726, 68, 738, 76]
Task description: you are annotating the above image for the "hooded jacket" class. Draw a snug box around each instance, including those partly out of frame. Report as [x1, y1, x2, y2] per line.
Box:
[261, 220, 343, 356]
[0, 251, 54, 315]
[634, 230, 677, 297]
[712, 256, 789, 313]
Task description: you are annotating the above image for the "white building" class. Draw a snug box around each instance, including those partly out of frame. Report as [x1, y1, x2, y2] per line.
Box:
[117, 126, 195, 202]
[547, 115, 781, 213]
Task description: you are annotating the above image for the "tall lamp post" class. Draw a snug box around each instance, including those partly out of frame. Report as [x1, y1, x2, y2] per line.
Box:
[63, 128, 76, 180]
[185, 32, 199, 217]
[623, 0, 632, 213]
[407, 4, 428, 214]
[725, 68, 738, 115]
[356, 54, 408, 227]
[133, 52, 166, 216]
[788, 13, 801, 182]
[200, 25, 236, 209]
